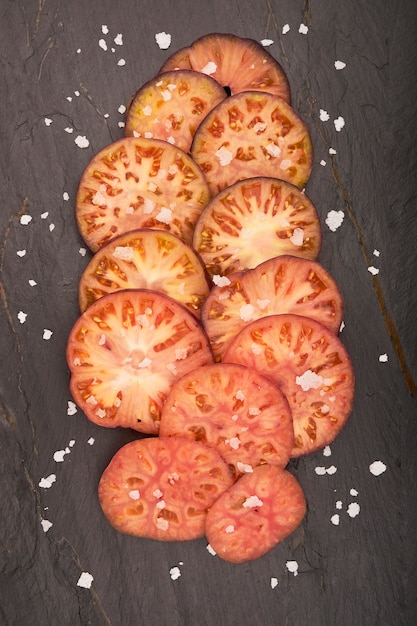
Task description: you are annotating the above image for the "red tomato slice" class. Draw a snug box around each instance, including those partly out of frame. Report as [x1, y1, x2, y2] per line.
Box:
[205, 464, 306, 563]
[98, 437, 234, 541]
[223, 314, 355, 457]
[193, 176, 322, 277]
[159, 33, 291, 102]
[191, 91, 313, 194]
[202, 255, 344, 360]
[75, 137, 211, 251]
[78, 228, 210, 318]
[66, 289, 213, 434]
[125, 70, 227, 153]
[159, 363, 294, 477]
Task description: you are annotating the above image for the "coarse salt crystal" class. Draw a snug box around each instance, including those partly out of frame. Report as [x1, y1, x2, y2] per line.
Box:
[77, 572, 94, 589]
[379, 353, 388, 362]
[334, 116, 345, 132]
[63, 192, 69, 201]
[17, 250, 26, 257]
[113, 246, 134, 261]
[280, 159, 292, 170]
[271, 577, 279, 588]
[329, 147, 337, 155]
[330, 514, 340, 525]
[296, 370, 323, 391]
[156, 207, 173, 224]
[201, 61, 217, 75]
[74, 135, 89, 149]
[174, 348, 188, 360]
[236, 461, 253, 473]
[20, 215, 32, 225]
[156, 518, 169, 531]
[43, 329, 53, 340]
[170, 566, 181, 580]
[53, 450, 67, 463]
[114, 34, 123, 46]
[286, 560, 299, 575]
[225, 525, 235, 533]
[282, 24, 290, 34]
[290, 227, 304, 246]
[129, 490, 140, 500]
[117, 58, 126, 66]
[350, 488, 358, 496]
[227, 437, 241, 450]
[206, 544, 217, 556]
[155, 32, 172, 50]
[44, 118, 53, 126]
[41, 519, 53, 532]
[28, 280, 37, 286]
[49, 223, 55, 232]
[118, 104, 126, 114]
[17, 311, 27, 324]
[347, 502, 360, 518]
[335, 60, 346, 70]
[319, 109, 330, 122]
[261, 39, 274, 46]
[212, 275, 231, 287]
[243, 495, 263, 508]
[325, 210, 344, 232]
[87, 437, 95, 445]
[368, 266, 379, 275]
[39, 474, 56, 489]
[239, 303, 255, 322]
[323, 445, 332, 457]
[67, 401, 77, 415]
[215, 146, 233, 166]
[79, 247, 87, 256]
[373, 249, 380, 257]
[265, 142, 281, 157]
[99, 39, 107, 51]
[299, 23, 309, 34]
[320, 159, 327, 166]
[369, 460, 386, 476]
[336, 500, 343, 510]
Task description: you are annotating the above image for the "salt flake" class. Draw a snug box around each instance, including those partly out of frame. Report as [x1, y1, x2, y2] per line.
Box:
[379, 353, 388, 362]
[87, 437, 95, 445]
[212, 275, 231, 287]
[261, 39, 274, 47]
[117, 58, 126, 66]
[101, 25, 109, 34]
[169, 566, 181, 580]
[271, 577, 279, 589]
[201, 61, 217, 75]
[43, 329, 53, 340]
[41, 519, 53, 532]
[99, 39, 107, 51]
[74, 135, 89, 149]
[286, 560, 299, 576]
[20, 215, 32, 225]
[299, 23, 309, 34]
[39, 474, 56, 489]
[114, 34, 123, 46]
[17, 311, 27, 324]
[206, 544, 217, 556]
[17, 250, 26, 257]
[282, 24, 290, 34]
[325, 210, 344, 232]
[334, 116, 345, 132]
[296, 370, 323, 391]
[215, 146, 233, 166]
[369, 460, 386, 476]
[155, 32, 172, 50]
[67, 401, 77, 415]
[243, 495, 263, 508]
[319, 109, 330, 122]
[77, 572, 94, 589]
[368, 266, 379, 275]
[44, 118, 53, 126]
[63, 192, 70, 201]
[330, 514, 340, 525]
[347, 502, 360, 518]
[335, 60, 346, 70]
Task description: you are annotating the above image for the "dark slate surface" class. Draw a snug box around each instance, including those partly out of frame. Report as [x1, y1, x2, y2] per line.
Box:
[1, 1, 416, 624]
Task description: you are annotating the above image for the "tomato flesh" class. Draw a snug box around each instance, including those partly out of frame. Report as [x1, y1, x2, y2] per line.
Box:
[159, 33, 291, 102]
[78, 228, 210, 318]
[193, 176, 322, 277]
[191, 91, 313, 194]
[75, 137, 211, 251]
[98, 437, 234, 541]
[159, 363, 294, 477]
[125, 70, 227, 153]
[66, 289, 213, 434]
[205, 464, 306, 563]
[202, 255, 344, 360]
[223, 314, 355, 457]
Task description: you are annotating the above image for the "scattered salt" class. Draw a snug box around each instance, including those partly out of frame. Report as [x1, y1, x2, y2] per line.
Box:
[155, 32, 172, 50]
[63, 192, 69, 201]
[282, 24, 290, 34]
[206, 544, 217, 556]
[87, 437, 95, 445]
[41, 212, 49, 219]
[271, 577, 279, 589]
[347, 502, 360, 518]
[212, 275, 231, 287]
[170, 566, 181, 580]
[43, 329, 53, 340]
[319, 109, 330, 122]
[242, 495, 263, 508]
[17, 250, 26, 257]
[329, 147, 337, 155]
[261, 39, 274, 46]
[290, 228, 304, 246]
[286, 560, 299, 576]
[201, 61, 217, 75]
[77, 572, 94, 589]
[117, 58, 126, 66]
[99, 39, 107, 51]
[368, 266, 379, 275]
[335, 60, 346, 70]
[330, 514, 340, 525]
[379, 353, 388, 362]
[44, 118, 53, 126]
[41, 519, 53, 532]
[215, 146, 233, 166]
[39, 474, 56, 489]
[28, 280, 37, 287]
[20, 215, 32, 225]
[67, 401, 77, 415]
[299, 24, 309, 34]
[74, 135, 89, 149]
[101, 25, 109, 35]
[296, 370, 324, 391]
[325, 210, 344, 232]
[114, 34, 123, 46]
[334, 116, 345, 132]
[369, 460, 386, 476]
[239, 304, 255, 322]
[17, 311, 27, 324]
[320, 160, 327, 166]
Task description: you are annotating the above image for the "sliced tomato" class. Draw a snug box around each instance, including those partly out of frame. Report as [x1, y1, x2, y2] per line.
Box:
[202, 255, 344, 360]
[98, 437, 234, 541]
[191, 91, 313, 194]
[159, 33, 291, 102]
[223, 314, 355, 457]
[125, 70, 227, 153]
[205, 464, 306, 563]
[75, 137, 211, 251]
[66, 289, 213, 434]
[193, 177, 322, 277]
[159, 363, 294, 477]
[78, 228, 210, 318]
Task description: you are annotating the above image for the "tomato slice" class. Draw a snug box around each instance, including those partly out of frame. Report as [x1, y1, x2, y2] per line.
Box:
[191, 91, 313, 194]
[159, 363, 294, 477]
[98, 437, 234, 541]
[75, 137, 211, 251]
[66, 289, 213, 434]
[223, 314, 355, 457]
[193, 177, 322, 277]
[78, 228, 210, 318]
[202, 255, 344, 360]
[125, 70, 227, 153]
[205, 464, 306, 563]
[159, 33, 291, 102]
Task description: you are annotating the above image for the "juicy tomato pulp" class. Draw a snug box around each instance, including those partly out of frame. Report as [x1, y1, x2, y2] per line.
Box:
[193, 176, 322, 277]
[159, 32, 291, 102]
[125, 70, 227, 153]
[223, 314, 355, 457]
[66, 289, 213, 434]
[202, 255, 344, 360]
[205, 464, 306, 563]
[75, 137, 211, 251]
[159, 362, 294, 477]
[98, 437, 234, 541]
[191, 91, 313, 194]
[78, 228, 210, 318]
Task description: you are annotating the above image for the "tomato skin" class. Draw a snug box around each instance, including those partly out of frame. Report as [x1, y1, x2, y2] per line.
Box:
[159, 362, 294, 477]
[66, 289, 214, 434]
[205, 464, 306, 563]
[98, 437, 234, 541]
[223, 314, 355, 457]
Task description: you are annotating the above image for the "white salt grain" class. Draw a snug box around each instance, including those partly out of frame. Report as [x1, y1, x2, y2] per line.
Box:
[261, 39, 274, 46]
[20, 215, 32, 225]
[114, 34, 123, 46]
[43, 329, 53, 340]
[347, 502, 360, 518]
[271, 577, 279, 589]
[17, 250, 26, 257]
[67, 401, 77, 415]
[286, 560, 299, 576]
[39, 474, 56, 489]
[368, 266, 379, 275]
[282, 24, 290, 34]
[17, 311, 27, 324]
[74, 135, 89, 149]
[325, 210, 344, 232]
[331, 514, 340, 525]
[44, 118, 53, 126]
[299, 24, 309, 34]
[155, 32, 172, 50]
[369, 460, 386, 476]
[41, 519, 53, 532]
[379, 353, 388, 362]
[170, 566, 181, 580]
[334, 116, 345, 132]
[319, 109, 330, 122]
[77, 572, 94, 589]
[335, 60, 346, 70]
[117, 59, 126, 66]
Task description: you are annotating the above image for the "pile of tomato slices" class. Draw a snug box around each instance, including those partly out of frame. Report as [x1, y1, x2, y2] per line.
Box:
[67, 33, 354, 563]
